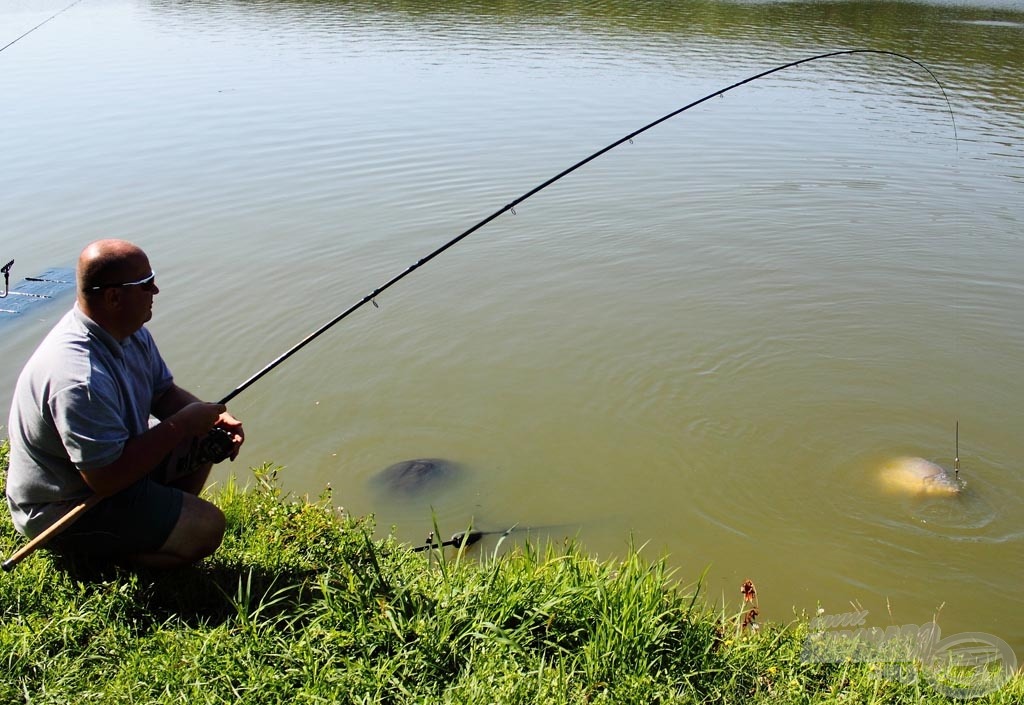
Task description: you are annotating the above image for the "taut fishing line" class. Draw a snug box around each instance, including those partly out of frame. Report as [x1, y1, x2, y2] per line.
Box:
[4, 49, 958, 570]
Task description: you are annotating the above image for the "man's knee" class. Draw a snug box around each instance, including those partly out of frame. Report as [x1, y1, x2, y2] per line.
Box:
[193, 499, 226, 557]
[161, 494, 226, 562]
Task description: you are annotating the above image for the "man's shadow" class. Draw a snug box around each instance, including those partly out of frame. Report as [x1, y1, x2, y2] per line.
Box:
[47, 551, 323, 629]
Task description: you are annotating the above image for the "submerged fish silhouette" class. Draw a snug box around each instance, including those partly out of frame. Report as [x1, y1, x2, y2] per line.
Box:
[372, 458, 460, 496]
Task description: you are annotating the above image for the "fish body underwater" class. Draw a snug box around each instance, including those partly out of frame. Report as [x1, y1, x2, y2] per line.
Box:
[878, 456, 962, 496]
[372, 458, 460, 496]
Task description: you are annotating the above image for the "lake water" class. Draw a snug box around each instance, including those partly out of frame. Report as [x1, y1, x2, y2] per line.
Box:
[2, 0, 1022, 657]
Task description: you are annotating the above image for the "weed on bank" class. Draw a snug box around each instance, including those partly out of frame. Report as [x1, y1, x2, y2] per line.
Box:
[1, 441, 1021, 703]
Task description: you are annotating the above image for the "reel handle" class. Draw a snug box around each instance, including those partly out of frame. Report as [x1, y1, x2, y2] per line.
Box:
[197, 426, 235, 465]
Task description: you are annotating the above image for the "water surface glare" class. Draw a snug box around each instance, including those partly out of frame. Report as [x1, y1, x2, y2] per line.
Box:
[1, 0, 1022, 655]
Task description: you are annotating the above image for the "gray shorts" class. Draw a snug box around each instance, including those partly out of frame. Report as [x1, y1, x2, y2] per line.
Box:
[48, 476, 184, 558]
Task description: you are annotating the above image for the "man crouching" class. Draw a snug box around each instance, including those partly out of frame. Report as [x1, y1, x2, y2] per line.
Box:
[5, 239, 244, 568]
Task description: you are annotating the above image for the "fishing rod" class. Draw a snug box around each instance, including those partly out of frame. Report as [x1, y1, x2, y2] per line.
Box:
[219, 49, 956, 406]
[0, 0, 86, 56]
[4, 49, 958, 571]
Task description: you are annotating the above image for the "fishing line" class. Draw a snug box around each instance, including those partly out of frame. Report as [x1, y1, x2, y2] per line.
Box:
[1, 1, 86, 306]
[955, 420, 960, 483]
[219, 48, 958, 406]
[0, 0, 86, 56]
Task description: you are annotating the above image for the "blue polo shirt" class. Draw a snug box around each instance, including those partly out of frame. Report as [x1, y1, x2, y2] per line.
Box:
[5, 305, 173, 537]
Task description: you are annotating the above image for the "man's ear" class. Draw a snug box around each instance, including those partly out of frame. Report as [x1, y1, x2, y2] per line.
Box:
[103, 287, 123, 309]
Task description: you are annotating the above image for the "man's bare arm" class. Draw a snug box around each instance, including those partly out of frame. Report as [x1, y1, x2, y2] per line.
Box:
[79, 401, 225, 497]
[154, 383, 245, 461]
[152, 383, 202, 420]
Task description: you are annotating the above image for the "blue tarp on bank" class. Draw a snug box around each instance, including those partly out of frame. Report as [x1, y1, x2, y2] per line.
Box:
[0, 267, 75, 319]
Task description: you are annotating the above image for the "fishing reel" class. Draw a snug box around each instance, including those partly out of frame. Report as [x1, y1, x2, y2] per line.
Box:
[196, 426, 235, 465]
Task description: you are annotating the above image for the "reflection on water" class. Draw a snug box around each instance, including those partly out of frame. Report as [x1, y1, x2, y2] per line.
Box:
[1, 0, 1022, 653]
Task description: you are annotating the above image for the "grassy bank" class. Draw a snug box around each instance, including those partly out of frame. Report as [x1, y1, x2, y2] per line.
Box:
[1, 441, 1020, 703]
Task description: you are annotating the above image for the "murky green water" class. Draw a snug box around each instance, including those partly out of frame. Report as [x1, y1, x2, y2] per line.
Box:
[2, 0, 1022, 655]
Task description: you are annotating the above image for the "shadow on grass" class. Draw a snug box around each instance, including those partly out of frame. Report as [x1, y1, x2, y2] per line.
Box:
[45, 550, 324, 628]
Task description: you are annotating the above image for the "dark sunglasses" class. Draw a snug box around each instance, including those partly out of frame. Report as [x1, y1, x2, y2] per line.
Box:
[89, 271, 157, 292]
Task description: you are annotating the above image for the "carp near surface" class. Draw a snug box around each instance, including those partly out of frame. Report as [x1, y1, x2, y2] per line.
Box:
[372, 458, 461, 497]
[879, 457, 963, 497]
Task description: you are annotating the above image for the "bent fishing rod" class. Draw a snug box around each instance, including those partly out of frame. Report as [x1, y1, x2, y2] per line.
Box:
[3, 49, 957, 571]
[218, 49, 955, 405]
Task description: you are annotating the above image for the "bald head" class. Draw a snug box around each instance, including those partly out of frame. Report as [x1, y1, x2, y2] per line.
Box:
[76, 239, 159, 339]
[77, 239, 149, 296]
